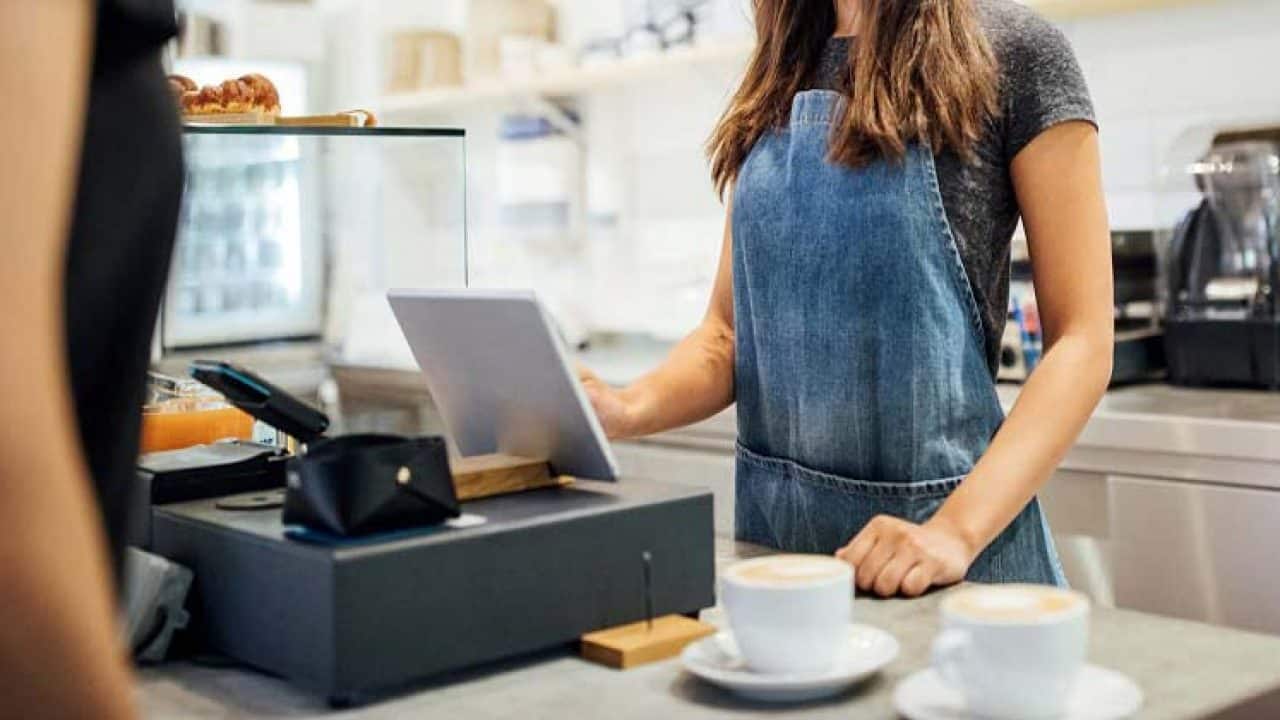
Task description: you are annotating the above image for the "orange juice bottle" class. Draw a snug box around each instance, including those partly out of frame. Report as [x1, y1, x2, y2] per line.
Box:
[140, 401, 256, 454]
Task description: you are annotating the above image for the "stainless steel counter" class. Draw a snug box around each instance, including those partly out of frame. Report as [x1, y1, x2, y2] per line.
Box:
[618, 382, 1280, 490]
[138, 539, 1280, 719]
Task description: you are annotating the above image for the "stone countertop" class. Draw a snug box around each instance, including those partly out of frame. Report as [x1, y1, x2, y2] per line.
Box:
[138, 539, 1280, 720]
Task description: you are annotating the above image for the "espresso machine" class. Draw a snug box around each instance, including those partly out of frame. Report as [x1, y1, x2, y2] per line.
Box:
[1164, 140, 1280, 389]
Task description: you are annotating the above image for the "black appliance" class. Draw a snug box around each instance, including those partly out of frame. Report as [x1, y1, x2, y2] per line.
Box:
[1165, 141, 1280, 389]
[1000, 231, 1165, 385]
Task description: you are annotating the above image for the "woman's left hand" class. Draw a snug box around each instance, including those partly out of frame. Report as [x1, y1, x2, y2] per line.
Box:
[835, 515, 978, 598]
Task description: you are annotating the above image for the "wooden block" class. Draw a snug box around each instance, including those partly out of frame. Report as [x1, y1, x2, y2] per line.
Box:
[451, 454, 569, 502]
[183, 111, 374, 128]
[277, 112, 373, 128]
[580, 615, 717, 670]
[183, 110, 276, 125]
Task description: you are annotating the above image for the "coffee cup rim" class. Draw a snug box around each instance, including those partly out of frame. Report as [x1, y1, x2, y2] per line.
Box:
[722, 554, 853, 590]
[940, 584, 1090, 625]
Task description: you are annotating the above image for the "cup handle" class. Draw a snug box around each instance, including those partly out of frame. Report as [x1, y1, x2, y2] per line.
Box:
[931, 628, 972, 689]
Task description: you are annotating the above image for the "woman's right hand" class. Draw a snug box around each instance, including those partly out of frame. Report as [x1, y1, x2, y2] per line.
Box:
[577, 365, 636, 440]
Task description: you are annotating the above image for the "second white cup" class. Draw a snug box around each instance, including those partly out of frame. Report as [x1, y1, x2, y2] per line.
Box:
[932, 583, 1090, 719]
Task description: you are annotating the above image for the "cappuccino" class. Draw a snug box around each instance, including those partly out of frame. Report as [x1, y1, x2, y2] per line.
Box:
[721, 554, 854, 674]
[934, 584, 1090, 718]
[943, 584, 1085, 623]
[724, 555, 851, 587]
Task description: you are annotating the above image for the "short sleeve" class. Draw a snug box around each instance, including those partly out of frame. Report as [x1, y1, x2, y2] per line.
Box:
[988, 3, 1097, 162]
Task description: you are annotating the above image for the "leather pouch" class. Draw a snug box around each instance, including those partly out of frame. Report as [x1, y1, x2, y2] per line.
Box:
[282, 434, 460, 537]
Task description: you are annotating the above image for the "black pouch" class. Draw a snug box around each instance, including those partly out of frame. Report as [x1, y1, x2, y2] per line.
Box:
[282, 434, 460, 537]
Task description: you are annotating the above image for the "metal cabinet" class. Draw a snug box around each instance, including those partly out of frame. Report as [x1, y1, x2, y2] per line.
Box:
[1011, 470, 1280, 635]
[1109, 475, 1280, 635]
[1038, 469, 1116, 608]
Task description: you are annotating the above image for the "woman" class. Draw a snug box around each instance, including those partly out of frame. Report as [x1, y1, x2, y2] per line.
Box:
[582, 0, 1112, 597]
[0, 0, 181, 716]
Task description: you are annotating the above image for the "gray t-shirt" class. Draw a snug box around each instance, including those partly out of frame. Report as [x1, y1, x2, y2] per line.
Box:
[805, 0, 1096, 374]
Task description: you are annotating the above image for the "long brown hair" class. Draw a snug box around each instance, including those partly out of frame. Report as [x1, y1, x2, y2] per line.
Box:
[708, 0, 999, 196]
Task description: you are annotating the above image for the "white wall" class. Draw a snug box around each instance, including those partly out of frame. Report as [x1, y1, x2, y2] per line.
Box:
[1060, 0, 1280, 231]
[555, 0, 1280, 338]
[340, 0, 1280, 351]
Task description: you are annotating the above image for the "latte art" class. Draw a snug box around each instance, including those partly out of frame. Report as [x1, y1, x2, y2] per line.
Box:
[725, 555, 851, 587]
[944, 584, 1085, 622]
[721, 554, 855, 674]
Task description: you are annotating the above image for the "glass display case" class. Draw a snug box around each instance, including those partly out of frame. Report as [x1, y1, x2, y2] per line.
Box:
[166, 126, 467, 363]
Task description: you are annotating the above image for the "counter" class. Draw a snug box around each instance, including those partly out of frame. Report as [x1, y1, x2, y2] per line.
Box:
[139, 539, 1280, 719]
[617, 381, 1280, 492]
[178, 339, 1280, 634]
[579, 336, 1280, 634]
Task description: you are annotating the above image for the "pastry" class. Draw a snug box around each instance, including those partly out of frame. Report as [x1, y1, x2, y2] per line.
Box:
[168, 74, 197, 96]
[180, 73, 281, 117]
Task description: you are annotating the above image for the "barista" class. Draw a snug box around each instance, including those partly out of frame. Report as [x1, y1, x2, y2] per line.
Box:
[581, 0, 1113, 597]
[0, 1, 181, 717]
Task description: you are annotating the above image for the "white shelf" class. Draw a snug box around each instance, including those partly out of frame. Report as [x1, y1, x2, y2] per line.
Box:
[1027, 0, 1215, 20]
[378, 39, 752, 114]
[378, 0, 1216, 115]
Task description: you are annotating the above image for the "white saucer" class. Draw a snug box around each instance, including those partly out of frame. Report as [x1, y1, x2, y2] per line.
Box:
[680, 623, 899, 703]
[894, 665, 1144, 720]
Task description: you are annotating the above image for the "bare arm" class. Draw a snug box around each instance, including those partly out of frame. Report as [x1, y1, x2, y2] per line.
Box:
[841, 121, 1113, 596]
[580, 196, 737, 439]
[932, 121, 1114, 558]
[0, 2, 139, 717]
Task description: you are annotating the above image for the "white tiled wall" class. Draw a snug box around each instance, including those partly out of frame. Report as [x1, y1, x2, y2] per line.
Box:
[538, 0, 1280, 338]
[1059, 0, 1280, 230]
[343, 0, 1280, 349]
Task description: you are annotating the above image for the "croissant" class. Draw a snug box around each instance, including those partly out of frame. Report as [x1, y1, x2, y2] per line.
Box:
[180, 73, 281, 116]
[168, 74, 197, 95]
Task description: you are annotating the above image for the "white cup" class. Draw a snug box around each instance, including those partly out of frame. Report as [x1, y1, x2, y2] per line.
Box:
[720, 554, 854, 675]
[932, 584, 1090, 719]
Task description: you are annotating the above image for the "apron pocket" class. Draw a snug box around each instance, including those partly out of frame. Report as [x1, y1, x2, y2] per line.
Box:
[736, 442, 965, 499]
[735, 443, 966, 553]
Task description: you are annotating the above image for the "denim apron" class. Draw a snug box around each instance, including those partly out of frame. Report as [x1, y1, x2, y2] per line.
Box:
[732, 91, 1065, 585]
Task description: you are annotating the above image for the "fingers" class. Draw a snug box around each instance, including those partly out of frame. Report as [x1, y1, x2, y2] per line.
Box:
[900, 562, 936, 598]
[871, 552, 916, 597]
[855, 535, 894, 591]
[837, 526, 877, 569]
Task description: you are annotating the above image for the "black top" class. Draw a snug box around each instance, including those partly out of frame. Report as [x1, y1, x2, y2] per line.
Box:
[805, 0, 1096, 374]
[67, 0, 182, 583]
[96, 0, 178, 66]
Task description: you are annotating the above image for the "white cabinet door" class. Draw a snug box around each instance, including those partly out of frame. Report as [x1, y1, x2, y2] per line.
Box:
[1039, 469, 1115, 607]
[1109, 474, 1280, 635]
[612, 442, 735, 535]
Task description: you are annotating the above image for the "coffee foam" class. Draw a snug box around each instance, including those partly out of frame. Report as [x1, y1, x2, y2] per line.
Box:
[944, 584, 1085, 622]
[725, 555, 850, 587]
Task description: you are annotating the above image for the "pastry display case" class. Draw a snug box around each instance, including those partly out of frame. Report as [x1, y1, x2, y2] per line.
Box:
[164, 125, 467, 356]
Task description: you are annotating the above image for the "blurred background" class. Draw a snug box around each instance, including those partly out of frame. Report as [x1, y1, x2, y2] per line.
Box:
[163, 0, 1280, 367]
[151, 0, 1280, 633]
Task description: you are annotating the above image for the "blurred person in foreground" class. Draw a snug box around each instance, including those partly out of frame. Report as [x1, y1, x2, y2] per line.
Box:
[0, 1, 181, 717]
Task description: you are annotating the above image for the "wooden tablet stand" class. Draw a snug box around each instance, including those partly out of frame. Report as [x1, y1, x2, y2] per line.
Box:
[450, 454, 572, 501]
